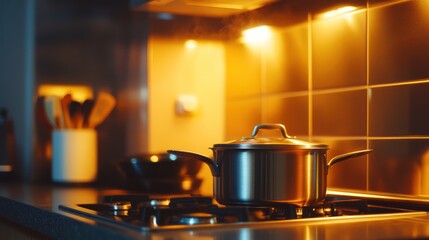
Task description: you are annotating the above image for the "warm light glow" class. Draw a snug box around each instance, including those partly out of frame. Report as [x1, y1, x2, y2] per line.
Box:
[150, 155, 159, 163]
[37, 84, 93, 102]
[241, 25, 272, 45]
[181, 179, 192, 190]
[321, 6, 358, 19]
[185, 39, 197, 49]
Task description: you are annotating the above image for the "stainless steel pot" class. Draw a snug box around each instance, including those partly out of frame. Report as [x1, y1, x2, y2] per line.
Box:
[168, 123, 371, 207]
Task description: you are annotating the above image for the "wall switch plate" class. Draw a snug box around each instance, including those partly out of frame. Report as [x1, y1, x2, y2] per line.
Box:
[175, 94, 199, 116]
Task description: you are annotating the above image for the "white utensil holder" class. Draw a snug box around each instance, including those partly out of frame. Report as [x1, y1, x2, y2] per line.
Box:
[52, 129, 97, 183]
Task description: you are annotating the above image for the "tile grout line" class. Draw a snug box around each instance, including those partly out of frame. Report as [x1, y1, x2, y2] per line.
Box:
[308, 12, 313, 140]
[366, 0, 370, 192]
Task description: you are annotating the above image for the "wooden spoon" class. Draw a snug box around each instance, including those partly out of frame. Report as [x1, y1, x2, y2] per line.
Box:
[81, 99, 94, 128]
[87, 91, 116, 128]
[43, 96, 56, 128]
[61, 94, 73, 128]
[69, 100, 83, 128]
[44, 96, 64, 129]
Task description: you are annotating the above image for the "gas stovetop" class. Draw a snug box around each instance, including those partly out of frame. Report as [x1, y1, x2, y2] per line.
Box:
[58, 190, 429, 232]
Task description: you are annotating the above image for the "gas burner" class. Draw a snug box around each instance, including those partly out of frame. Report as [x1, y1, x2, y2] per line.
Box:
[175, 212, 218, 225]
[108, 202, 132, 211]
[149, 198, 170, 207]
[267, 199, 370, 219]
[298, 206, 331, 218]
[269, 204, 297, 219]
[103, 194, 149, 208]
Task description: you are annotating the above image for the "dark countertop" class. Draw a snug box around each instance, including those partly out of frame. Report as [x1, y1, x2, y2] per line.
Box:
[0, 182, 428, 240]
[0, 182, 144, 240]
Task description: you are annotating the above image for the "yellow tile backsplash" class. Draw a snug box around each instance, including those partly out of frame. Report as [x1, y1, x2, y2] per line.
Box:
[224, 0, 429, 195]
[135, 0, 429, 196]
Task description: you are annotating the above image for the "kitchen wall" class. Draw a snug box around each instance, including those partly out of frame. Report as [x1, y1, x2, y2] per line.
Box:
[145, 36, 225, 194]
[32, 1, 225, 193]
[225, 0, 429, 195]
[146, 37, 225, 155]
[3, 0, 429, 197]
[1, 0, 224, 192]
[34, 0, 131, 184]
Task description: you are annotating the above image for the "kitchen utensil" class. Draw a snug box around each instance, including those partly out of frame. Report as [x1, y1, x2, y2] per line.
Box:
[87, 91, 115, 128]
[44, 96, 64, 129]
[81, 99, 94, 128]
[168, 123, 372, 207]
[61, 94, 73, 128]
[118, 153, 203, 193]
[118, 153, 202, 179]
[53, 96, 65, 129]
[128, 176, 203, 193]
[68, 100, 83, 128]
[43, 97, 57, 128]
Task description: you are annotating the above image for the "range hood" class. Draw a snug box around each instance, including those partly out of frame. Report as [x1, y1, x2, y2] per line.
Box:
[130, 0, 279, 17]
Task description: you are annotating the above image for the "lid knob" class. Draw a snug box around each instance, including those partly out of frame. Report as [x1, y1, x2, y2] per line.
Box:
[251, 123, 293, 139]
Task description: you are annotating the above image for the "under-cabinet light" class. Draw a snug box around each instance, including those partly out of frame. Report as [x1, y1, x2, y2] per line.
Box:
[241, 25, 271, 45]
[185, 39, 197, 49]
[37, 84, 93, 102]
[321, 6, 357, 19]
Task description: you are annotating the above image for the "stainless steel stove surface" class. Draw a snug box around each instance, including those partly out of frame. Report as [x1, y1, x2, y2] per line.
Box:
[59, 190, 429, 233]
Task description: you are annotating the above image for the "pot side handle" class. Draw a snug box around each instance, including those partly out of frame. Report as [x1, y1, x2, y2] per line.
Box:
[167, 150, 220, 177]
[327, 149, 372, 168]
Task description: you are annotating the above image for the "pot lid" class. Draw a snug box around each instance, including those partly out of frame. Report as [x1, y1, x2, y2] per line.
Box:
[214, 124, 328, 150]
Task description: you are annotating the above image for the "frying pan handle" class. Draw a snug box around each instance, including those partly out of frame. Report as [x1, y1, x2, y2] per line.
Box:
[167, 150, 220, 177]
[251, 124, 294, 139]
[327, 149, 372, 168]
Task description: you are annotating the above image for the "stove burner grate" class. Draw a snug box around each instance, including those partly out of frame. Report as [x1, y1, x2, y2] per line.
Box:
[148, 205, 272, 226]
[98, 195, 375, 226]
[63, 194, 423, 231]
